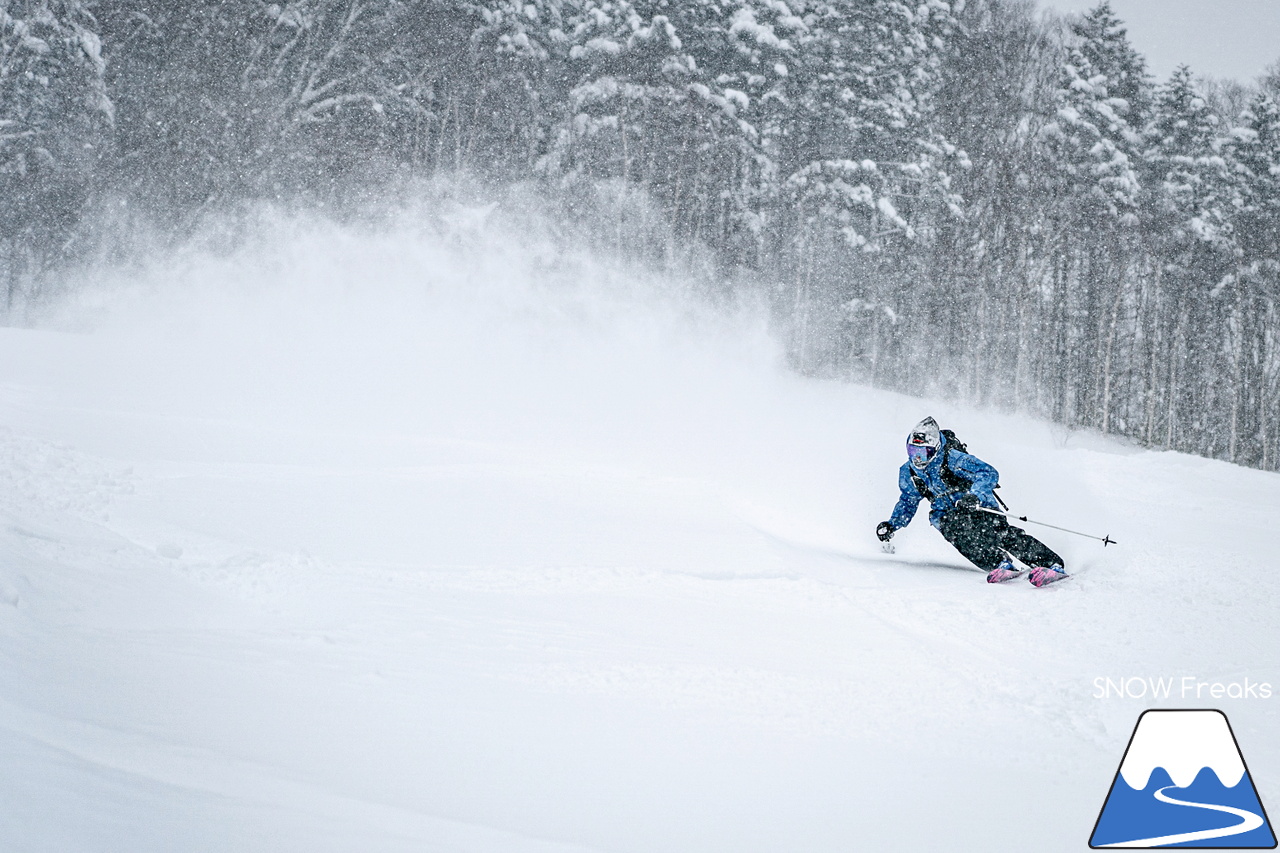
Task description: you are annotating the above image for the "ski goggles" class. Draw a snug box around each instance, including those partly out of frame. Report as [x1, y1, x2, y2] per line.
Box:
[906, 443, 937, 464]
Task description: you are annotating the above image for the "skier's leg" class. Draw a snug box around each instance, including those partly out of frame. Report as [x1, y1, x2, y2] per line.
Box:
[998, 523, 1064, 570]
[998, 523, 1068, 586]
[937, 508, 1010, 573]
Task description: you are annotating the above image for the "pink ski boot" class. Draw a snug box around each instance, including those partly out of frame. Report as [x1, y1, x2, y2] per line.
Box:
[986, 557, 1024, 584]
[1028, 565, 1069, 588]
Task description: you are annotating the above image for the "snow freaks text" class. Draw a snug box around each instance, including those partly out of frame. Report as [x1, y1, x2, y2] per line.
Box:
[1093, 677, 1274, 700]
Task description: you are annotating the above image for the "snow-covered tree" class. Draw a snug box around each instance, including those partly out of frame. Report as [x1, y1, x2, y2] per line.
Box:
[0, 0, 109, 179]
[95, 0, 269, 212]
[246, 0, 412, 126]
[1, 0, 1277, 472]
[96, 0, 439, 216]
[1223, 93, 1280, 466]
[1142, 66, 1231, 247]
[1138, 65, 1236, 450]
[770, 0, 962, 250]
[1036, 14, 1146, 432]
[1260, 58, 1280, 101]
[416, 0, 562, 175]
[540, 0, 799, 258]
[1070, 2, 1149, 125]
[1, 0, 111, 307]
[1229, 93, 1280, 266]
[755, 0, 964, 376]
[1041, 46, 1139, 222]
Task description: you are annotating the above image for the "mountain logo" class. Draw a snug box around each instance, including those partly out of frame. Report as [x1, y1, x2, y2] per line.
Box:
[1090, 709, 1276, 848]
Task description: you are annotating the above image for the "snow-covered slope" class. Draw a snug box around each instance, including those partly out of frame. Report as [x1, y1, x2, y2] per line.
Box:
[1, 216, 1277, 852]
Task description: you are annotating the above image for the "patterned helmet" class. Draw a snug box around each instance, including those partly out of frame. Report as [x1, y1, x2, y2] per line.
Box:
[907, 416, 941, 469]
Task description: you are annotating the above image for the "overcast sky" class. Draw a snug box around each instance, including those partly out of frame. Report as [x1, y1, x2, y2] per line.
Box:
[1036, 0, 1280, 84]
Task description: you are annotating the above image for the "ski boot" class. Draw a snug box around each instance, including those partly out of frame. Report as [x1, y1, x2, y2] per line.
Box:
[1028, 564, 1069, 588]
[986, 556, 1024, 584]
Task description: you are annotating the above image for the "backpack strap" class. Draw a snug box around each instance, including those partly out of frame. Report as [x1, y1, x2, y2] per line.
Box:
[909, 466, 934, 501]
[909, 446, 973, 502]
[938, 448, 972, 493]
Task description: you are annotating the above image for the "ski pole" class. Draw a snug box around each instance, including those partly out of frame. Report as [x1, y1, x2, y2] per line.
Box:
[975, 506, 1116, 546]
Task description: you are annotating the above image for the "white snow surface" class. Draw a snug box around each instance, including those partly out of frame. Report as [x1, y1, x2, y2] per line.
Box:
[1119, 710, 1245, 790]
[1, 215, 1277, 852]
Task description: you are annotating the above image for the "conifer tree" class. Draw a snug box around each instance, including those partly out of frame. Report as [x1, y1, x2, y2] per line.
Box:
[546, 0, 797, 257]
[1143, 66, 1230, 245]
[1140, 65, 1235, 451]
[1041, 46, 1139, 222]
[1038, 30, 1142, 429]
[1070, 1, 1150, 125]
[1229, 94, 1280, 269]
[771, 0, 960, 249]
[1224, 93, 1280, 466]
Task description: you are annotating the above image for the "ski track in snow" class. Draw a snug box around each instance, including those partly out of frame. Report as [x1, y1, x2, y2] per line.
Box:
[1, 227, 1277, 852]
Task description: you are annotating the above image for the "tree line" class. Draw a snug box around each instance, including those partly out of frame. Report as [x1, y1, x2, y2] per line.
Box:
[3, 0, 1280, 469]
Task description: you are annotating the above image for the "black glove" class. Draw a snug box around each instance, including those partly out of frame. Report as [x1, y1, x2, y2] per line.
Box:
[956, 493, 979, 510]
[876, 521, 895, 542]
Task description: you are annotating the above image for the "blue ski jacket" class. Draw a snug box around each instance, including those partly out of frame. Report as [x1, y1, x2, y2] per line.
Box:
[888, 435, 1001, 530]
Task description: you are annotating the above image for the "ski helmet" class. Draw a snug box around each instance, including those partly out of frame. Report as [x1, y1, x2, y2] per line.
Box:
[907, 416, 941, 469]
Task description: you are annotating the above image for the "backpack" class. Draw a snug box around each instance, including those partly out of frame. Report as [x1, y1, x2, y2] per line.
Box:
[940, 428, 967, 454]
[908, 429, 1006, 509]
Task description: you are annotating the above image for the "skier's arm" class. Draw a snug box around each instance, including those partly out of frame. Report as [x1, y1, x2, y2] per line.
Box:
[887, 465, 923, 529]
[949, 451, 1000, 509]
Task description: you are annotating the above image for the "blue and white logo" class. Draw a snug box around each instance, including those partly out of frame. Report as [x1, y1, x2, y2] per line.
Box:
[1091, 709, 1276, 848]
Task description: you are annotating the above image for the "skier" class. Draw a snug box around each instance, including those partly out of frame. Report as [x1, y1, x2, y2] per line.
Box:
[875, 417, 1068, 587]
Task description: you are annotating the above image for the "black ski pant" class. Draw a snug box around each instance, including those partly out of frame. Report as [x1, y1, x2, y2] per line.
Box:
[937, 506, 1062, 573]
